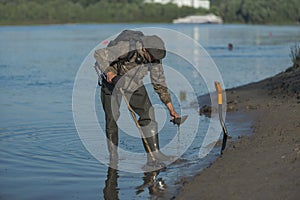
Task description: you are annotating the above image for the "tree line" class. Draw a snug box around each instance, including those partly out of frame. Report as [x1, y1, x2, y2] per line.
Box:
[0, 0, 206, 24]
[211, 0, 300, 24]
[0, 0, 299, 25]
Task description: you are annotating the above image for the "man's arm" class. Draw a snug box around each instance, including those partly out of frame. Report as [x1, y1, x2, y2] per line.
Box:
[166, 102, 179, 119]
[150, 63, 179, 119]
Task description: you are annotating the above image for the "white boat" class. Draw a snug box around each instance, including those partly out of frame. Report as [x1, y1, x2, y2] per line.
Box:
[173, 14, 223, 24]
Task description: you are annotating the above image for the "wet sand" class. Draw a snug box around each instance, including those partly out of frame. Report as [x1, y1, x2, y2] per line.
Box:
[176, 65, 300, 200]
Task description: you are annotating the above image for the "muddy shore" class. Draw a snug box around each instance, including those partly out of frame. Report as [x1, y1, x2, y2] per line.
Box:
[175, 65, 300, 199]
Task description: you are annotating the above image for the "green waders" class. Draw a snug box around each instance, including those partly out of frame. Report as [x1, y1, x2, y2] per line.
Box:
[101, 82, 171, 164]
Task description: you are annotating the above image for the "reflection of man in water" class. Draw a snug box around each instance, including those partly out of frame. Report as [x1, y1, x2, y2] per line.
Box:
[103, 166, 118, 200]
[94, 30, 179, 165]
[136, 170, 166, 196]
[103, 163, 165, 200]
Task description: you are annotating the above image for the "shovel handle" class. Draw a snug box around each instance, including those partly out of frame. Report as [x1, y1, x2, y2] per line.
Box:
[119, 88, 156, 161]
[215, 81, 223, 105]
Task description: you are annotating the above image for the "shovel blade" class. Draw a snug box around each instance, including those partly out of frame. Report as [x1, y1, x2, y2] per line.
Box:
[171, 115, 188, 126]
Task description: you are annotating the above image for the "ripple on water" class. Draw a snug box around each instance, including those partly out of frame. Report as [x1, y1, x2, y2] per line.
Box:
[0, 123, 101, 172]
[0, 122, 104, 199]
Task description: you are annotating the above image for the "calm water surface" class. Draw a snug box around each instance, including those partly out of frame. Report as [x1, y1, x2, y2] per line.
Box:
[0, 24, 299, 199]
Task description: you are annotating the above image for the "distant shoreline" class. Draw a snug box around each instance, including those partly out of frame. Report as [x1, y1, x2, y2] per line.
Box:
[0, 22, 299, 28]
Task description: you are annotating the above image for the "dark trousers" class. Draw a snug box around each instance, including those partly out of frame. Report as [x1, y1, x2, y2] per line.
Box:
[101, 82, 158, 154]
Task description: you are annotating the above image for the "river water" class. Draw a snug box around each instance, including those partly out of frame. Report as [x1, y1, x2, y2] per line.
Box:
[0, 24, 299, 199]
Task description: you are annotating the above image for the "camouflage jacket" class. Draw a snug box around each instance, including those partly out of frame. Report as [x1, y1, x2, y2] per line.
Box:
[94, 41, 171, 105]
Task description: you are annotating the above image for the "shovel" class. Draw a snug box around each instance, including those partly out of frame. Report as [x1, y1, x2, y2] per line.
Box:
[170, 115, 188, 127]
[215, 81, 229, 154]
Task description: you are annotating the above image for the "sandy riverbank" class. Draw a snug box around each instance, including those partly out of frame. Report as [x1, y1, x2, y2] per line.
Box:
[175, 65, 300, 199]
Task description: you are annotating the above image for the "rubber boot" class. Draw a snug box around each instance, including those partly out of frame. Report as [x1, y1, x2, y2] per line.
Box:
[142, 133, 174, 164]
